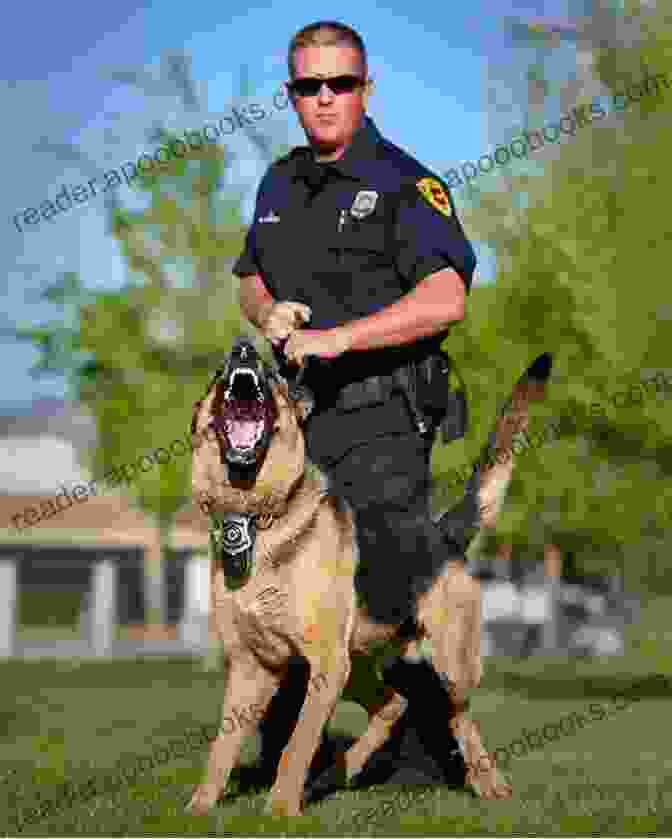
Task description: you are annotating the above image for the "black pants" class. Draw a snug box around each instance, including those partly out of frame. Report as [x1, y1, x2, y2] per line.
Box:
[258, 392, 480, 780]
[305, 393, 481, 626]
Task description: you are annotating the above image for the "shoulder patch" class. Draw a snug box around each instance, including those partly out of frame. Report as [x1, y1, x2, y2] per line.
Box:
[416, 177, 452, 218]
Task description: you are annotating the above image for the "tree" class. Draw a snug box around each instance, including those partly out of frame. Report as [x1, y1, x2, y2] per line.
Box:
[434, 1, 672, 593]
[15, 53, 293, 623]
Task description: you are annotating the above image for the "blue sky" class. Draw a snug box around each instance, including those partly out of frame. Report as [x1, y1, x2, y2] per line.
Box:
[1, 0, 573, 411]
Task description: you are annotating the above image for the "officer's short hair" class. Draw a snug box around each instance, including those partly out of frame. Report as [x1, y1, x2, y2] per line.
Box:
[288, 21, 368, 79]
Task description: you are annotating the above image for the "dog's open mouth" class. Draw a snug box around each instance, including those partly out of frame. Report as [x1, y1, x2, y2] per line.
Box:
[211, 366, 273, 467]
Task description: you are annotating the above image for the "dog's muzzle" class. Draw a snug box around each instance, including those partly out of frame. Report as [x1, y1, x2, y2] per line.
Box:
[200, 337, 314, 590]
[210, 341, 275, 467]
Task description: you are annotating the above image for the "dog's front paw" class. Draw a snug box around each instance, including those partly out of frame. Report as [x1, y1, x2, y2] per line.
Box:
[264, 790, 303, 817]
[466, 762, 513, 800]
[186, 786, 217, 815]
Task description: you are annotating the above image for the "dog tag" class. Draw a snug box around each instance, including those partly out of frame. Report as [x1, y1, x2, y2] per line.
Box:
[210, 513, 256, 590]
[219, 515, 253, 555]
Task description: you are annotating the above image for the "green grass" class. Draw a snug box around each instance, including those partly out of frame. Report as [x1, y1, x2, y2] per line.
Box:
[1, 598, 671, 836]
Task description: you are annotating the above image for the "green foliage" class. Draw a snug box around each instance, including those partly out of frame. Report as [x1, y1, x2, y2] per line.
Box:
[435, 4, 672, 590]
[15, 61, 293, 619]
[14, 273, 95, 379]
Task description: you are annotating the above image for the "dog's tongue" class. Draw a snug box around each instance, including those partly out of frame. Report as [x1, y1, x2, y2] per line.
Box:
[225, 398, 264, 449]
[228, 420, 259, 449]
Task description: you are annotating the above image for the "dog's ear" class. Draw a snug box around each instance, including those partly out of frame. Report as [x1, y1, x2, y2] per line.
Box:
[289, 384, 315, 425]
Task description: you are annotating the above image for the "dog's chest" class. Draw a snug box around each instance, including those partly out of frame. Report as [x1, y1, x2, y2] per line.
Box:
[212, 569, 300, 662]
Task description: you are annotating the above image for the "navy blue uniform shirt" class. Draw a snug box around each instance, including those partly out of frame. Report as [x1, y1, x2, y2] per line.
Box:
[233, 115, 477, 464]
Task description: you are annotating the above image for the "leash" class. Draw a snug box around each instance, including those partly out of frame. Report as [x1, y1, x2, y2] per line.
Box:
[270, 338, 325, 404]
[293, 355, 311, 388]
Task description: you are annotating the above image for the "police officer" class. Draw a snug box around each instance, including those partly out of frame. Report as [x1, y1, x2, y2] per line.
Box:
[234, 20, 479, 784]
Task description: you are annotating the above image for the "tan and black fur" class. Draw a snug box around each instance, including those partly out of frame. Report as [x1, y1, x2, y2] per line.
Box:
[187, 356, 550, 816]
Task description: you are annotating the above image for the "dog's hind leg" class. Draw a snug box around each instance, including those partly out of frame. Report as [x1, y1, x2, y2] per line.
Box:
[266, 651, 350, 817]
[416, 561, 512, 799]
[187, 654, 278, 816]
[404, 357, 554, 800]
[305, 634, 413, 797]
[333, 666, 410, 785]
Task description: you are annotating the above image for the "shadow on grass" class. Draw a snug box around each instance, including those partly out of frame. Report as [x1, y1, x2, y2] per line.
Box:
[225, 732, 358, 802]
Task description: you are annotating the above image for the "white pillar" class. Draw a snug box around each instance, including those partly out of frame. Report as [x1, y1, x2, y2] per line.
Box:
[78, 589, 91, 639]
[541, 544, 562, 653]
[179, 554, 210, 648]
[0, 559, 17, 657]
[90, 558, 117, 656]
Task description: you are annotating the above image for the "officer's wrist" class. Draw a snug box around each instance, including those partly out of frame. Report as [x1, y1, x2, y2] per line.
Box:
[331, 324, 354, 354]
[257, 301, 275, 330]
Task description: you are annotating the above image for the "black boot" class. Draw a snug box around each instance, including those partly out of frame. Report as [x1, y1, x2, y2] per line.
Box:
[376, 657, 468, 786]
[306, 654, 468, 801]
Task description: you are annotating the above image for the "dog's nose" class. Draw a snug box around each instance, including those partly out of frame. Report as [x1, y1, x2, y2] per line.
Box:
[230, 336, 260, 367]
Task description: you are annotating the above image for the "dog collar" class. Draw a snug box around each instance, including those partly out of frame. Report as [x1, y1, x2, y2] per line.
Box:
[209, 511, 274, 591]
[207, 474, 306, 591]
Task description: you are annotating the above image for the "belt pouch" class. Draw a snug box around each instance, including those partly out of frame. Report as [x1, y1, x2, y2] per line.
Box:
[336, 375, 389, 411]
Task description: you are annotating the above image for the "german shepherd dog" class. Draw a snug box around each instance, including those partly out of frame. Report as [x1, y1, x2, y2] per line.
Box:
[188, 337, 551, 816]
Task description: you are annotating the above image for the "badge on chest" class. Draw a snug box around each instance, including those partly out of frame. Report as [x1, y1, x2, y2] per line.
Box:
[349, 190, 379, 219]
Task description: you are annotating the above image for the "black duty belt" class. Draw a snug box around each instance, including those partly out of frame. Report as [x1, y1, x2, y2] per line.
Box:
[334, 357, 468, 443]
[336, 374, 393, 411]
[275, 347, 468, 444]
[336, 367, 432, 435]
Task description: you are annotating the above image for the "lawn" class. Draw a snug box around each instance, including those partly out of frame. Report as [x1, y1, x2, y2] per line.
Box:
[1, 597, 671, 836]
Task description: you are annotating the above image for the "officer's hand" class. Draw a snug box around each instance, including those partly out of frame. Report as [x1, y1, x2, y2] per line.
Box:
[284, 327, 352, 365]
[260, 301, 312, 346]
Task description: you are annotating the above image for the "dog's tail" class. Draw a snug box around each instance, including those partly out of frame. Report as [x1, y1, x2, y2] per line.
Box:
[434, 352, 554, 556]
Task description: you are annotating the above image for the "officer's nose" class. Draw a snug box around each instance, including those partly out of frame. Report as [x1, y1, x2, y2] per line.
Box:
[317, 83, 335, 104]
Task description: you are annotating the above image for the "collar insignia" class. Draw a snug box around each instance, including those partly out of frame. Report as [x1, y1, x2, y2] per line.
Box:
[259, 210, 281, 224]
[417, 178, 452, 218]
[350, 190, 378, 219]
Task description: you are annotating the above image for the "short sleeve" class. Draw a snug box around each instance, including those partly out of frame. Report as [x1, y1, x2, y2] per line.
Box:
[232, 224, 259, 278]
[394, 176, 476, 293]
[232, 171, 272, 279]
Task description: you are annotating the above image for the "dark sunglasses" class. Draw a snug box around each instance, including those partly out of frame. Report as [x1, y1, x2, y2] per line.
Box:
[287, 74, 366, 97]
